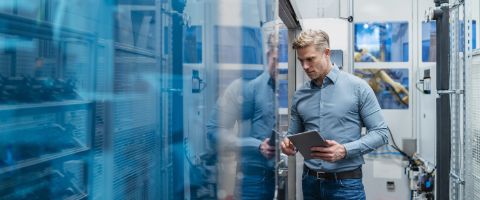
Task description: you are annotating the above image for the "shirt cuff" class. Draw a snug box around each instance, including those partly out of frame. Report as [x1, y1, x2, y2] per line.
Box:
[343, 141, 361, 159]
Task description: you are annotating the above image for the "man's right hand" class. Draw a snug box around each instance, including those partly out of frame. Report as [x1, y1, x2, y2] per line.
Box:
[280, 137, 296, 156]
[260, 138, 275, 159]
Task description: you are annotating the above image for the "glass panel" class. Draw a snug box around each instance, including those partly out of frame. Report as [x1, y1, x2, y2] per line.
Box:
[354, 68, 409, 109]
[184, 26, 202, 63]
[460, 20, 477, 51]
[422, 21, 436, 62]
[0, 0, 283, 199]
[215, 26, 264, 64]
[422, 20, 477, 62]
[278, 29, 288, 63]
[354, 22, 409, 62]
[0, 0, 14, 14]
[0, 1, 95, 198]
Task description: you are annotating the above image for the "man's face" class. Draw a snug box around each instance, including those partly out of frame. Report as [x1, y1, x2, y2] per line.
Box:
[297, 45, 331, 82]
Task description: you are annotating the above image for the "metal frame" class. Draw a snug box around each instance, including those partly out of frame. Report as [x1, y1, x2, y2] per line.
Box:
[448, 4, 465, 199]
[286, 28, 299, 200]
[463, 0, 475, 199]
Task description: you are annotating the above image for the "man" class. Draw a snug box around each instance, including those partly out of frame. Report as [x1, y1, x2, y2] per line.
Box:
[206, 34, 279, 200]
[280, 29, 389, 200]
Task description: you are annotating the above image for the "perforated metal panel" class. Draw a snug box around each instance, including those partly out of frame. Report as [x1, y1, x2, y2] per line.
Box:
[109, 49, 159, 199]
[15, 39, 38, 76]
[464, 1, 479, 199]
[467, 52, 480, 200]
[91, 44, 110, 200]
[449, 4, 466, 200]
[64, 41, 92, 91]
[112, 127, 156, 200]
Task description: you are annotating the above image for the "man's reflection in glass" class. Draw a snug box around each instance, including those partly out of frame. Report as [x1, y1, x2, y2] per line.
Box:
[206, 33, 279, 200]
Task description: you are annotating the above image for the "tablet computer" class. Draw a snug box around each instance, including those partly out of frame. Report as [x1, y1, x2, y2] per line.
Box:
[287, 130, 327, 159]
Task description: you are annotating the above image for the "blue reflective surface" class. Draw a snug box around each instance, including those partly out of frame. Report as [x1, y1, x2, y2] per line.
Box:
[354, 22, 409, 62]
[0, 0, 285, 199]
[215, 26, 264, 64]
[184, 26, 202, 63]
[422, 20, 476, 62]
[354, 68, 409, 109]
[422, 21, 436, 62]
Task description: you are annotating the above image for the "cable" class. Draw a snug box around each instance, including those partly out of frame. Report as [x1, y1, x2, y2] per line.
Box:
[387, 126, 414, 162]
[387, 127, 438, 173]
[427, 166, 436, 175]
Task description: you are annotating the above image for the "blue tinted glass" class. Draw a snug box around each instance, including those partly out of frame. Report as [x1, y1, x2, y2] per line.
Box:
[423, 20, 477, 62]
[354, 68, 409, 109]
[0, 0, 284, 199]
[459, 20, 477, 52]
[278, 79, 288, 108]
[355, 22, 409, 62]
[184, 26, 202, 63]
[215, 26, 263, 64]
[474, 20, 477, 49]
[330, 49, 344, 68]
[279, 29, 288, 63]
[421, 21, 436, 62]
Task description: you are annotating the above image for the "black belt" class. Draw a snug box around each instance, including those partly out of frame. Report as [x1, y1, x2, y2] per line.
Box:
[304, 165, 362, 180]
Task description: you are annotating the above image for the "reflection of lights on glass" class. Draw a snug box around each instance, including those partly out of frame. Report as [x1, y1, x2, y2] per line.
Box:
[386, 24, 390, 28]
[363, 24, 369, 29]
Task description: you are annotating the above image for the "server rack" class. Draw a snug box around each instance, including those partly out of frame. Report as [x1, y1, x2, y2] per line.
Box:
[0, 2, 96, 199]
[104, 1, 165, 199]
[0, 1, 177, 199]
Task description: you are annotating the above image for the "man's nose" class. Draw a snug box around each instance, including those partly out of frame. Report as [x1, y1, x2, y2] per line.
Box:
[302, 63, 310, 70]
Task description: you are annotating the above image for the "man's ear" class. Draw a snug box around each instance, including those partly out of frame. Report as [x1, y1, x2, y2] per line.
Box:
[324, 48, 331, 56]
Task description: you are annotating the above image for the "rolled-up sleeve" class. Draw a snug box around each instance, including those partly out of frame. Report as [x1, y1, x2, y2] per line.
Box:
[343, 82, 389, 159]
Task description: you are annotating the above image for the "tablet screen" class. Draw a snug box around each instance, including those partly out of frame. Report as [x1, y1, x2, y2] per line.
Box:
[287, 130, 327, 159]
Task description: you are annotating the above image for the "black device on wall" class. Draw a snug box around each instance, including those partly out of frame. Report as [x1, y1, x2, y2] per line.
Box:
[192, 70, 206, 93]
[423, 69, 431, 94]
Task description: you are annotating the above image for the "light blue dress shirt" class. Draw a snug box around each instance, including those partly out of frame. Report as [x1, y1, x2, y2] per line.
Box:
[207, 72, 275, 168]
[288, 65, 389, 172]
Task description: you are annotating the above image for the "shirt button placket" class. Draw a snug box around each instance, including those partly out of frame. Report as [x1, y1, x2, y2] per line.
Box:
[319, 89, 322, 130]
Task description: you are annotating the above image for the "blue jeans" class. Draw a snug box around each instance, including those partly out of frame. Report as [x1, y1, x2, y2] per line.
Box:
[302, 171, 366, 200]
[234, 169, 275, 200]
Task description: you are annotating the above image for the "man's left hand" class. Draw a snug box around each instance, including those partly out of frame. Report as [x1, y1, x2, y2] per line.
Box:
[310, 140, 346, 162]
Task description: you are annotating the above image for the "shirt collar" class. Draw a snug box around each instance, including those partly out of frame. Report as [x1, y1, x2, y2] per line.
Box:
[261, 72, 275, 91]
[309, 63, 340, 88]
[268, 76, 275, 90]
[326, 63, 340, 84]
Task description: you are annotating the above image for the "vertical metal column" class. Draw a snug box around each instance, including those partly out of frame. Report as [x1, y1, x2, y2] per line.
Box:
[171, 0, 186, 199]
[159, 0, 175, 197]
[448, 5, 464, 199]
[287, 29, 297, 200]
[433, 1, 451, 199]
[155, 0, 163, 199]
[463, 0, 476, 199]
[347, 0, 354, 73]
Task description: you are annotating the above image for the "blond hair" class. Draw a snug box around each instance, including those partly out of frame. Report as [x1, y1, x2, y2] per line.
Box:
[292, 29, 330, 52]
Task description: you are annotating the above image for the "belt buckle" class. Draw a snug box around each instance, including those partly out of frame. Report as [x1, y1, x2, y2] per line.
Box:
[316, 171, 326, 180]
